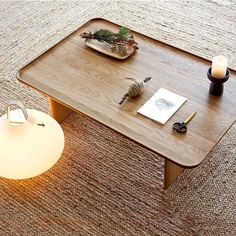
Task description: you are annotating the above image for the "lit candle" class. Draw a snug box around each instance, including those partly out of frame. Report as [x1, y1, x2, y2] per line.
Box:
[211, 55, 228, 78]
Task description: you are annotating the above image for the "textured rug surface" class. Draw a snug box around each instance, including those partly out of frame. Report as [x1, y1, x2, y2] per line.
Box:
[1, 1, 236, 235]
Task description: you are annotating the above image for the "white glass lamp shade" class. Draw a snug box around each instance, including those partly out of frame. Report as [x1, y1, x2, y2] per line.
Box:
[0, 105, 64, 179]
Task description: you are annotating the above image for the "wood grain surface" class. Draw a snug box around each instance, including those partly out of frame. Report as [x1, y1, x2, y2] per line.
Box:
[18, 18, 236, 167]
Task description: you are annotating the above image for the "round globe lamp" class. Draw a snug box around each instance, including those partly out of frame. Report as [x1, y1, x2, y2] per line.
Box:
[0, 100, 64, 179]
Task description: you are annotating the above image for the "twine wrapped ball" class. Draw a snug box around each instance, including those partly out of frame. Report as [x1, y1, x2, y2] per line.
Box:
[119, 77, 151, 105]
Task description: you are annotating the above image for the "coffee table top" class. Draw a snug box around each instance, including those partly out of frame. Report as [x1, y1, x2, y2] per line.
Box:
[17, 18, 236, 167]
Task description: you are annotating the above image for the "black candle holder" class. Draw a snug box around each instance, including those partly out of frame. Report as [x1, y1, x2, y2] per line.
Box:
[207, 67, 230, 96]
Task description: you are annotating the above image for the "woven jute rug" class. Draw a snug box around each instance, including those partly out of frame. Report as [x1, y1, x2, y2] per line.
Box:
[1, 1, 236, 235]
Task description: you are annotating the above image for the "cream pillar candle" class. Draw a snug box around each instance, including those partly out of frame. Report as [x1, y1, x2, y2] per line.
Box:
[211, 55, 228, 78]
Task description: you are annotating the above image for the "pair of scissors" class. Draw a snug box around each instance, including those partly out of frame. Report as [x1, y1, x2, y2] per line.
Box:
[172, 112, 197, 133]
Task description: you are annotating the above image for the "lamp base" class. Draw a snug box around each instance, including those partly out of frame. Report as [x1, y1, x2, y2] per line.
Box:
[207, 67, 230, 96]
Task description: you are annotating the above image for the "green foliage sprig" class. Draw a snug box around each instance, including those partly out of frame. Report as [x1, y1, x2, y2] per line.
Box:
[80, 26, 139, 52]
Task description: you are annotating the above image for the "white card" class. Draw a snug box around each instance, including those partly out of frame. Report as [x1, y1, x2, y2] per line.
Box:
[138, 88, 187, 125]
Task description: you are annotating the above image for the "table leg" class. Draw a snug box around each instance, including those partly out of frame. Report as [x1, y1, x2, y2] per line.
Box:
[49, 98, 73, 123]
[164, 159, 185, 189]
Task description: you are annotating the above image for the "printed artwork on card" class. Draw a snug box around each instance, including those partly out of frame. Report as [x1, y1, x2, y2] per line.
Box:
[138, 88, 187, 125]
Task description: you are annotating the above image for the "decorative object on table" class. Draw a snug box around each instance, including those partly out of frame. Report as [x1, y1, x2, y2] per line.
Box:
[172, 112, 197, 134]
[80, 26, 138, 59]
[207, 55, 230, 96]
[119, 77, 151, 105]
[138, 88, 187, 125]
[0, 100, 64, 179]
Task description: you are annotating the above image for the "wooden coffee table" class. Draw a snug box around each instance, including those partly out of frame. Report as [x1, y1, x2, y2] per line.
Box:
[17, 18, 236, 189]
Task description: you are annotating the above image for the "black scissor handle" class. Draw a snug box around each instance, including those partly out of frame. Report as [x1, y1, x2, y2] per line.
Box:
[172, 122, 187, 133]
